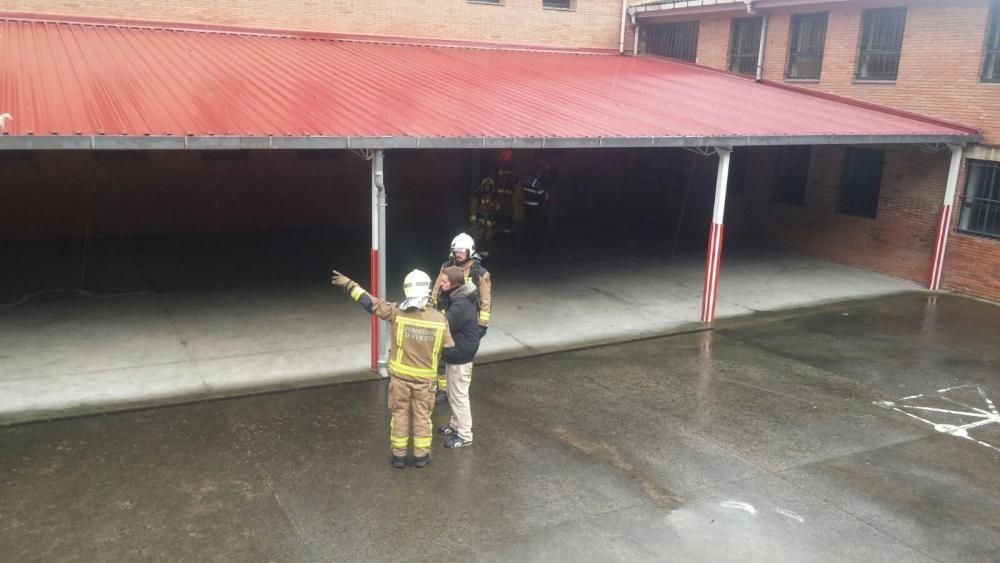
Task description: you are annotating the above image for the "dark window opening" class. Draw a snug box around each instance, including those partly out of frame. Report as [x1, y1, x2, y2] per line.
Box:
[729, 17, 762, 75]
[983, 2, 1000, 83]
[958, 160, 1000, 239]
[787, 13, 828, 80]
[838, 148, 884, 218]
[773, 146, 811, 205]
[856, 7, 906, 81]
[647, 21, 699, 62]
[543, 0, 571, 9]
[728, 147, 748, 196]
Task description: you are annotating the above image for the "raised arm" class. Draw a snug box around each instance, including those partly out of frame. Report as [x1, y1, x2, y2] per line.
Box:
[331, 270, 396, 322]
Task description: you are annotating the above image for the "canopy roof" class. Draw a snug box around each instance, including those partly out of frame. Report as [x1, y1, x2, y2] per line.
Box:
[0, 14, 980, 150]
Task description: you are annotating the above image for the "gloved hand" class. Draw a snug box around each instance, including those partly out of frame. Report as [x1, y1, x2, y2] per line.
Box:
[479, 326, 488, 338]
[437, 361, 446, 376]
[331, 270, 352, 289]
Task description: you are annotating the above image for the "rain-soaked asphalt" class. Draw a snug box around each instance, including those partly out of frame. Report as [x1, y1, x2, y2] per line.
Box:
[1, 292, 998, 562]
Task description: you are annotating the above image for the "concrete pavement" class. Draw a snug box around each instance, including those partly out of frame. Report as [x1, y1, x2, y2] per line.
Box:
[1, 293, 997, 561]
[0, 231, 920, 424]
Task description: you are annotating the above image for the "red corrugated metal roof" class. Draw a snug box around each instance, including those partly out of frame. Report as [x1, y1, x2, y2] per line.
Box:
[0, 15, 979, 148]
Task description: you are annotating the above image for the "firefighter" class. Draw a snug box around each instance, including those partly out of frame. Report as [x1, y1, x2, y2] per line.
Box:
[331, 268, 455, 469]
[429, 233, 492, 404]
[469, 177, 500, 258]
[520, 156, 553, 250]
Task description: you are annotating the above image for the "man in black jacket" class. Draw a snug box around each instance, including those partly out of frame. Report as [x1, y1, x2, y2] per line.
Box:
[436, 266, 481, 448]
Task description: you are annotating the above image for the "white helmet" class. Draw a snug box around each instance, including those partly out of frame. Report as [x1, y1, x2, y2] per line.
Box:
[403, 269, 432, 299]
[450, 233, 476, 256]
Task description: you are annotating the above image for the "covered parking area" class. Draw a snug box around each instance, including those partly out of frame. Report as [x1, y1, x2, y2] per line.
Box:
[0, 14, 979, 421]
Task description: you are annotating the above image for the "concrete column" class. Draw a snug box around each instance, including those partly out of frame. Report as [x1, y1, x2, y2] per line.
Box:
[701, 148, 731, 323]
[928, 145, 964, 291]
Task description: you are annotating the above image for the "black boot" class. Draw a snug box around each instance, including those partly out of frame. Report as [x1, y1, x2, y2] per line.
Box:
[413, 455, 430, 468]
[391, 455, 406, 469]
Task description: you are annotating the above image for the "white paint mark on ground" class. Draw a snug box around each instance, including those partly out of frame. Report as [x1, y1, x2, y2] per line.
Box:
[775, 508, 805, 524]
[720, 501, 756, 515]
[877, 385, 1000, 454]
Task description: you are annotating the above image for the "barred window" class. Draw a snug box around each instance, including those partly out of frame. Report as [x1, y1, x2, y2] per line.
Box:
[729, 17, 762, 75]
[838, 148, 884, 218]
[787, 13, 828, 80]
[983, 2, 1000, 83]
[646, 21, 699, 62]
[543, 0, 571, 9]
[856, 8, 906, 81]
[958, 160, 1000, 239]
[773, 146, 811, 205]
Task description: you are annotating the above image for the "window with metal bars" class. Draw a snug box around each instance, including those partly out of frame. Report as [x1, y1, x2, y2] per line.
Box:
[856, 8, 906, 81]
[958, 160, 1000, 239]
[983, 2, 1000, 83]
[786, 13, 827, 80]
[837, 148, 884, 218]
[646, 21, 699, 62]
[729, 17, 762, 75]
[773, 146, 811, 205]
[543, 0, 571, 9]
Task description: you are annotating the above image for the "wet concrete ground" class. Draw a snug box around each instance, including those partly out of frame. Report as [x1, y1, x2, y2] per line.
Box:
[1, 292, 998, 562]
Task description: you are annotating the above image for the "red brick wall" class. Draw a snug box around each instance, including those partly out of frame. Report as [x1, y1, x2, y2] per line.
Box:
[728, 145, 951, 284]
[641, 0, 1000, 302]
[0, 0, 628, 50]
[663, 0, 998, 143]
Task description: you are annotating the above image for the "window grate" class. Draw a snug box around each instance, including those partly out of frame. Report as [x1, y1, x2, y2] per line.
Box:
[729, 17, 762, 75]
[787, 13, 828, 80]
[838, 148, 884, 218]
[856, 8, 906, 81]
[958, 160, 1000, 239]
[647, 21, 699, 62]
[983, 2, 1000, 83]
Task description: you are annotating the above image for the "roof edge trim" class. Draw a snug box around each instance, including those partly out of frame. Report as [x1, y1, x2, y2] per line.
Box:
[0, 134, 980, 151]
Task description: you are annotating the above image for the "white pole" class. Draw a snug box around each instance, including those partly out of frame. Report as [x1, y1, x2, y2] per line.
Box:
[755, 12, 768, 81]
[633, 23, 640, 56]
[701, 148, 731, 323]
[928, 145, 964, 290]
[373, 150, 389, 377]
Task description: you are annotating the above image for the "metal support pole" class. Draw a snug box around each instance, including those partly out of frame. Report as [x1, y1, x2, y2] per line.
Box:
[701, 148, 731, 323]
[375, 150, 389, 377]
[928, 144, 964, 291]
[369, 152, 380, 371]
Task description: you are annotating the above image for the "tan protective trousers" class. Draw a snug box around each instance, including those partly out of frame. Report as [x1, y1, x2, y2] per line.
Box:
[388, 375, 436, 458]
[446, 362, 474, 442]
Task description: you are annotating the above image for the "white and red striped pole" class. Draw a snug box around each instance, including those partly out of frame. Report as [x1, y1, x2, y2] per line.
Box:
[701, 147, 731, 324]
[369, 152, 380, 370]
[928, 145, 964, 291]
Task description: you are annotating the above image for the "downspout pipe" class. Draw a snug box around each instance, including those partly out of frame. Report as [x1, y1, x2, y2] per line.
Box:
[373, 149, 389, 378]
[756, 12, 768, 81]
[619, 0, 629, 55]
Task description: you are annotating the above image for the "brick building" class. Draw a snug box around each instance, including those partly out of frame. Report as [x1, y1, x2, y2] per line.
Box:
[0, 0, 997, 304]
[633, 0, 1000, 300]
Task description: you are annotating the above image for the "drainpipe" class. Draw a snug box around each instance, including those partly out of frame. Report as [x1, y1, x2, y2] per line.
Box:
[633, 22, 641, 56]
[745, 0, 768, 81]
[619, 0, 629, 55]
[370, 150, 389, 377]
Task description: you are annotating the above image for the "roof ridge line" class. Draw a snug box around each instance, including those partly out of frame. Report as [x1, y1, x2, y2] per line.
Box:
[0, 11, 617, 56]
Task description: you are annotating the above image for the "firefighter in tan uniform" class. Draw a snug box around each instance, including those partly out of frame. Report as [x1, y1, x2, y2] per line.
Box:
[332, 269, 454, 469]
[429, 233, 492, 404]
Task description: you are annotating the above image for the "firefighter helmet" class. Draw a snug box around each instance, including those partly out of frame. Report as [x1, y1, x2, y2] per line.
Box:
[402, 269, 432, 299]
[450, 233, 476, 256]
